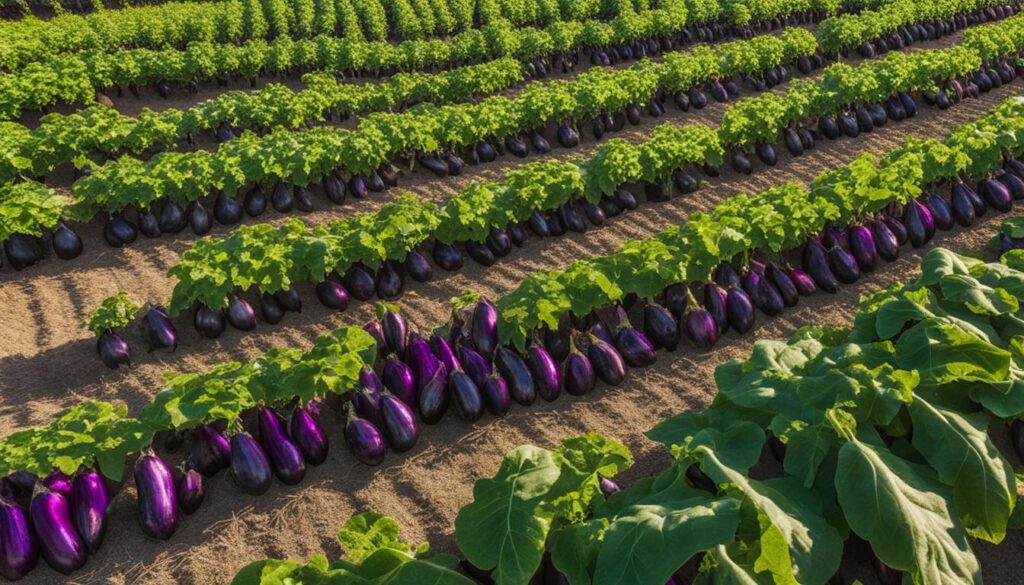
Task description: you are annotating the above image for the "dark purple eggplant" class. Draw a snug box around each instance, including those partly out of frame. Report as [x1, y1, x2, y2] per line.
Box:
[432, 241, 464, 271]
[714, 262, 742, 288]
[0, 496, 37, 580]
[787, 269, 816, 296]
[827, 246, 861, 284]
[274, 285, 302, 313]
[703, 283, 729, 333]
[505, 135, 528, 158]
[818, 115, 840, 139]
[418, 154, 449, 177]
[29, 488, 85, 574]
[765, 264, 799, 307]
[822, 226, 848, 251]
[159, 199, 188, 233]
[194, 305, 226, 338]
[848, 225, 878, 272]
[755, 143, 778, 166]
[784, 128, 804, 156]
[494, 345, 537, 404]
[487, 227, 513, 256]
[459, 344, 492, 389]
[626, 104, 641, 125]
[360, 365, 383, 395]
[134, 452, 178, 540]
[257, 405, 306, 485]
[51, 222, 83, 260]
[644, 302, 680, 351]
[898, 92, 917, 117]
[104, 214, 138, 247]
[613, 308, 656, 367]
[349, 174, 369, 198]
[950, 187, 976, 227]
[926, 193, 954, 231]
[979, 178, 1014, 212]
[726, 287, 755, 333]
[244, 186, 268, 217]
[686, 464, 716, 493]
[674, 171, 699, 194]
[589, 316, 616, 347]
[189, 424, 231, 476]
[177, 469, 205, 514]
[431, 334, 461, 377]
[376, 260, 404, 300]
[563, 343, 595, 396]
[342, 265, 374, 301]
[528, 211, 551, 236]
[482, 374, 511, 415]
[903, 199, 935, 248]
[557, 123, 580, 148]
[471, 298, 499, 358]
[98, 329, 131, 369]
[444, 153, 466, 176]
[999, 172, 1024, 200]
[526, 344, 561, 401]
[70, 466, 109, 554]
[531, 132, 551, 154]
[756, 278, 785, 317]
[689, 87, 707, 108]
[290, 406, 328, 466]
[870, 220, 900, 262]
[803, 239, 839, 293]
[315, 280, 350, 311]
[354, 383, 384, 428]
[476, 140, 497, 163]
[230, 432, 273, 495]
[381, 308, 408, 359]
[144, 304, 177, 353]
[410, 334, 449, 424]
[139, 208, 161, 238]
[367, 170, 387, 192]
[466, 239, 496, 266]
[884, 215, 909, 245]
[380, 393, 419, 452]
[2, 472, 38, 509]
[188, 201, 212, 235]
[259, 293, 284, 324]
[402, 250, 433, 282]
[226, 296, 257, 331]
[293, 186, 314, 212]
[41, 471, 72, 500]
[731, 151, 753, 174]
[742, 269, 762, 305]
[450, 370, 484, 421]
[383, 357, 416, 407]
[323, 174, 346, 204]
[599, 196, 622, 218]
[1005, 158, 1024, 179]
[544, 324, 571, 363]
[560, 204, 588, 233]
[344, 406, 386, 466]
[587, 337, 627, 386]
[614, 188, 638, 210]
[508, 223, 527, 246]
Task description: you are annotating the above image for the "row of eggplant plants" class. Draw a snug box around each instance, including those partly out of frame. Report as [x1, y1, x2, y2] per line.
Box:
[0, 26, 824, 271]
[2, 89, 1021, 581]
[82, 26, 1024, 363]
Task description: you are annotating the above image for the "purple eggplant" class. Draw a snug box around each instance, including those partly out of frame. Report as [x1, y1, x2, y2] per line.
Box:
[42, 471, 72, 500]
[613, 307, 656, 367]
[703, 283, 729, 333]
[293, 186, 314, 212]
[756, 277, 785, 317]
[345, 265, 377, 301]
[230, 433, 273, 495]
[413, 358, 449, 424]
[526, 344, 562, 401]
[430, 334, 461, 378]
[159, 199, 187, 233]
[450, 370, 484, 421]
[0, 496, 37, 580]
[405, 250, 433, 282]
[827, 246, 861, 284]
[344, 406, 386, 466]
[871, 219, 900, 262]
[459, 344, 493, 388]
[257, 406, 306, 485]
[29, 488, 85, 574]
[544, 324, 571, 363]
[52, 221, 83, 260]
[177, 468, 205, 514]
[479, 373, 510, 416]
[558, 123, 580, 148]
[194, 305, 226, 338]
[226, 296, 257, 331]
[644, 302, 680, 350]
[378, 309, 407, 359]
[563, 344, 595, 396]
[323, 174, 346, 204]
[599, 476, 621, 497]
[803, 239, 839, 293]
[726, 287, 755, 333]
[999, 172, 1024, 200]
[903, 199, 935, 248]
[487, 227, 513, 256]
[189, 424, 231, 476]
[587, 337, 627, 386]
[494, 345, 537, 405]
[432, 241, 464, 271]
[134, 452, 178, 540]
[188, 201, 212, 234]
[714, 263, 740, 286]
[360, 365, 383, 394]
[924, 194, 953, 232]
[259, 293, 284, 324]
[70, 467, 109, 554]
[354, 384, 384, 430]
[765, 264, 799, 307]
[270, 182, 293, 212]
[98, 329, 131, 369]
[665, 282, 689, 319]
[104, 213, 138, 247]
[380, 393, 419, 452]
[466, 239, 496, 266]
[145, 304, 177, 352]
[290, 406, 328, 466]
[244, 186, 268, 217]
[315, 280, 350, 310]
[822, 226, 848, 251]
[363, 321, 388, 357]
[980, 178, 1014, 212]
[138, 208, 161, 238]
[382, 357, 416, 408]
[376, 260, 404, 300]
[884, 215, 909, 245]
[472, 298, 499, 358]
[2, 472, 37, 510]
[741, 269, 762, 305]
[684, 308, 719, 349]
[848, 225, 878, 272]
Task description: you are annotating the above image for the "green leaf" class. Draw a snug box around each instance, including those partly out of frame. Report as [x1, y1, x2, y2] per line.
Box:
[85, 291, 141, 336]
[894, 319, 1011, 385]
[339, 513, 412, 563]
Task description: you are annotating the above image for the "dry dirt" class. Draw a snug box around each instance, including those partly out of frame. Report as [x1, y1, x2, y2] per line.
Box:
[2, 36, 1024, 585]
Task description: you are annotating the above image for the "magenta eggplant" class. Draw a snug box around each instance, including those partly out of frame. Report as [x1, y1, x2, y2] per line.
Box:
[847, 225, 878, 272]
[471, 298, 499, 358]
[188, 424, 231, 476]
[229, 433, 273, 496]
[381, 309, 408, 359]
[563, 346, 595, 396]
[614, 317, 657, 367]
[526, 344, 562, 401]
[257, 406, 307, 485]
[344, 408, 387, 466]
[41, 470, 72, 499]
[598, 476, 621, 497]
[380, 393, 419, 452]
[903, 199, 935, 248]
[684, 309, 719, 349]
[725, 288, 755, 333]
[430, 334, 461, 376]
[481, 374, 511, 416]
[177, 469, 205, 514]
[359, 365, 383, 394]
[0, 497, 37, 580]
[494, 346, 537, 405]
[786, 269, 817, 296]
[29, 488, 85, 574]
[134, 452, 179, 540]
[315, 280, 350, 310]
[353, 384, 384, 428]
[70, 467, 110, 554]
[586, 337, 626, 386]
[383, 357, 416, 407]
[290, 406, 329, 466]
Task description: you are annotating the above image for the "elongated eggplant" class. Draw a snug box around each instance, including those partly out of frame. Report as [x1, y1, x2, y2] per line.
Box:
[30, 488, 85, 574]
[557, 123, 580, 148]
[189, 424, 231, 476]
[855, 107, 874, 132]
[731, 151, 752, 174]
[848, 225, 878, 271]
[194, 305, 226, 338]
[458, 344, 492, 389]
[466, 239, 496, 266]
[494, 346, 537, 404]
[381, 308, 408, 359]
[508, 223, 527, 247]
[544, 324, 571, 363]
[505, 135, 528, 158]
[52, 222, 83, 260]
[323, 174, 346, 204]
[765, 264, 799, 307]
[418, 154, 449, 178]
[188, 201, 212, 235]
[950, 187, 976, 227]
[257, 406, 306, 485]
[177, 469, 205, 514]
[714, 262, 741, 288]
[783, 128, 803, 156]
[444, 153, 466, 176]
[741, 269, 762, 306]
[689, 87, 707, 108]
[871, 219, 900, 262]
[599, 196, 622, 218]
[613, 308, 656, 367]
[883, 215, 909, 245]
[563, 342, 595, 396]
[979, 177, 1013, 212]
[803, 239, 839, 293]
[926, 193, 954, 231]
[614, 188, 638, 210]
[756, 278, 784, 317]
[354, 382, 384, 428]
[344, 406, 386, 466]
[643, 302, 680, 351]
[898, 92, 917, 117]
[703, 283, 729, 333]
[382, 357, 416, 407]
[145, 304, 177, 353]
[380, 392, 419, 452]
[526, 344, 561, 401]
[226, 296, 257, 331]
[476, 140, 497, 163]
[481, 373, 511, 415]
[98, 329, 131, 369]
[339, 265, 373, 301]
[274, 285, 302, 313]
[786, 268, 817, 296]
[903, 199, 934, 248]
[159, 199, 188, 233]
[587, 337, 626, 386]
[828, 246, 861, 284]
[349, 174, 369, 198]
[70, 466, 110, 553]
[398, 250, 432, 283]
[756, 143, 777, 166]
[292, 186, 314, 212]
[289, 406, 328, 466]
[0, 496, 36, 580]
[818, 115, 840, 139]
[134, 452, 178, 540]
[1005, 158, 1024, 179]
[244, 186, 268, 217]
[684, 308, 719, 349]
[410, 336, 449, 424]
[449, 370, 484, 421]
[472, 298, 499, 358]
[999, 172, 1024, 200]
[367, 170, 387, 191]
[376, 261, 403, 300]
[230, 433, 272, 495]
[530, 132, 551, 154]
[430, 334, 461, 377]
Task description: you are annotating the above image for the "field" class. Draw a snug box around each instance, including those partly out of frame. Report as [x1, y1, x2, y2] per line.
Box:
[3, 0, 1024, 583]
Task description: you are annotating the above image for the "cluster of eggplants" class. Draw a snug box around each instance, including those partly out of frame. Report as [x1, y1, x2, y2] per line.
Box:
[1, 223, 83, 272]
[847, 4, 1019, 60]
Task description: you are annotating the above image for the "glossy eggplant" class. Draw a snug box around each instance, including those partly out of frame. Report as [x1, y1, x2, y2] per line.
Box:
[380, 393, 419, 452]
[926, 193, 955, 231]
[70, 467, 109, 553]
[430, 334, 461, 378]
[259, 293, 284, 324]
[139, 208, 162, 238]
[381, 308, 408, 358]
[257, 406, 306, 485]
[526, 344, 561, 401]
[188, 201, 212, 235]
[344, 407, 386, 466]
[756, 277, 785, 317]
[0, 497, 36, 580]
[29, 488, 85, 574]
[104, 214, 138, 247]
[458, 344, 492, 389]
[288, 406, 328, 466]
[188, 424, 231, 476]
[383, 357, 416, 407]
[848, 225, 878, 272]
[226, 296, 257, 331]
[703, 283, 729, 333]
[134, 452, 179, 540]
[98, 329, 131, 369]
[450, 370, 484, 421]
[684, 308, 719, 349]
[494, 345, 537, 405]
[159, 199, 188, 233]
[376, 260, 404, 300]
[787, 269, 817, 296]
[177, 469, 205, 514]
[587, 337, 627, 386]
[244, 186, 268, 217]
[404, 250, 433, 282]
[903, 199, 935, 248]
[979, 177, 1013, 212]
[803, 239, 839, 293]
[274, 285, 302, 312]
[194, 305, 226, 338]
[52, 222, 83, 260]
[643, 302, 680, 351]
[614, 308, 657, 367]
[432, 241, 464, 271]
[230, 433, 273, 495]
[145, 305, 178, 352]
[472, 298, 499, 358]
[871, 219, 900, 262]
[314, 280, 349, 311]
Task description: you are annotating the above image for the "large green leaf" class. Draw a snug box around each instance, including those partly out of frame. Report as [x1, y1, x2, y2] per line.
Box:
[646, 408, 765, 473]
[894, 319, 1011, 385]
[693, 545, 773, 585]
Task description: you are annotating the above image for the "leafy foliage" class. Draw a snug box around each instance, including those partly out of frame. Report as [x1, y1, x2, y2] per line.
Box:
[85, 291, 140, 336]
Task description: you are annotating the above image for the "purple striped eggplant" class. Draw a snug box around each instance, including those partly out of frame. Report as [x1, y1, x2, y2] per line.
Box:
[380, 392, 419, 452]
[30, 487, 85, 574]
[482, 373, 511, 416]
[613, 307, 656, 367]
[471, 298, 499, 358]
[0, 496, 36, 580]
[189, 424, 231, 476]
[450, 370, 484, 421]
[726, 287, 755, 333]
[563, 343, 596, 396]
[980, 177, 1014, 212]
[257, 406, 307, 485]
[848, 225, 878, 272]
[903, 199, 935, 248]
[177, 468, 205, 515]
[344, 405, 386, 466]
[827, 246, 861, 284]
[42, 471, 72, 499]
[871, 219, 900, 262]
[134, 452, 178, 540]
[145, 305, 177, 353]
[494, 346, 537, 405]
[381, 308, 408, 359]
[526, 343, 562, 401]
[587, 337, 627, 386]
[290, 406, 328, 466]
[230, 433, 272, 496]
[802, 239, 839, 293]
[703, 283, 729, 333]
[765, 264, 799, 307]
[643, 302, 680, 351]
[70, 467, 109, 554]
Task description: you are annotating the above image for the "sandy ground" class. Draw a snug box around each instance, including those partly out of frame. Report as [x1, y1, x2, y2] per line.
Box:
[2, 35, 1024, 585]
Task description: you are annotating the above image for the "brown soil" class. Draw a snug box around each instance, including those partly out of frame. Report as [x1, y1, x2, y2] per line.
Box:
[1, 41, 1023, 585]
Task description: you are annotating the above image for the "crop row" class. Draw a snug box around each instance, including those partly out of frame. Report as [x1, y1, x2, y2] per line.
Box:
[3, 93, 1023, 579]
[228, 241, 1024, 585]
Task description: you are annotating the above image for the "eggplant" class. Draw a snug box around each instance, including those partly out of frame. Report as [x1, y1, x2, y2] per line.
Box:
[382, 308, 408, 358]
[383, 357, 416, 407]
[267, 182, 293, 213]
[557, 123, 580, 148]
[724, 287, 754, 334]
[714, 262, 742, 288]
[855, 107, 874, 132]
[344, 265, 376, 301]
[430, 334, 461, 378]
[526, 344, 561, 401]
[476, 140, 497, 162]
[360, 365, 383, 395]
[508, 223, 527, 246]
[950, 187, 976, 227]
[401, 249, 433, 282]
[244, 186, 268, 217]
[52, 222, 83, 260]
[159, 199, 188, 233]
[259, 293, 284, 324]
[868, 104, 888, 127]
[784, 128, 804, 156]
[626, 104, 641, 125]
[224, 296, 256, 331]
[674, 91, 690, 111]
[134, 452, 178, 540]
[450, 370, 484, 421]
[563, 343, 595, 396]
[531, 132, 551, 154]
[363, 322, 389, 363]
[432, 241, 464, 271]
[139, 208, 162, 238]
[827, 246, 861, 284]
[903, 199, 935, 248]
[349, 174, 369, 198]
[293, 186, 314, 212]
[755, 143, 777, 166]
[1005, 158, 1024, 179]
[494, 345, 537, 405]
[505, 135, 528, 158]
[367, 170, 387, 191]
[2, 472, 38, 509]
[466, 240, 496, 266]
[29, 488, 85, 574]
[848, 225, 878, 272]
[41, 472, 71, 501]
[323, 174, 346, 204]
[188, 425, 231, 477]
[674, 171, 699, 194]
[741, 269, 762, 304]
[613, 308, 656, 367]
[586, 337, 627, 386]
[376, 260, 404, 300]
[544, 324, 571, 363]
[194, 305, 227, 338]
[683, 307, 719, 349]
[257, 405, 306, 485]
[286, 407, 326, 467]
[643, 302, 680, 351]
[210, 192, 242, 226]
[599, 197, 622, 218]
[354, 384, 384, 429]
[818, 115, 840, 139]
[614, 188, 638, 210]
[104, 214, 138, 247]
[418, 154, 449, 177]
[472, 298, 499, 358]
[979, 178, 1014, 212]
[230, 433, 273, 495]
[787, 269, 817, 296]
[444, 153, 466, 176]
[459, 344, 492, 389]
[884, 215, 909, 245]
[144, 304, 177, 353]
[871, 220, 900, 262]
[487, 227, 513, 256]
[689, 87, 707, 108]
[315, 280, 350, 311]
[926, 193, 954, 230]
[703, 283, 729, 334]
[898, 92, 917, 117]
[560, 205, 588, 233]
[344, 407, 387, 466]
[410, 334, 449, 424]
[874, 559, 902, 585]
[598, 476, 621, 498]
[98, 329, 131, 369]
[482, 374, 511, 416]
[177, 469, 205, 515]
[69, 467, 109, 554]
[999, 172, 1024, 200]
[274, 285, 302, 312]
[803, 239, 839, 293]
[757, 276, 785, 316]
[731, 151, 752, 174]
[188, 201, 212, 235]
[0, 497, 36, 580]
[380, 393, 419, 452]
[765, 264, 799, 307]
[838, 113, 859, 138]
